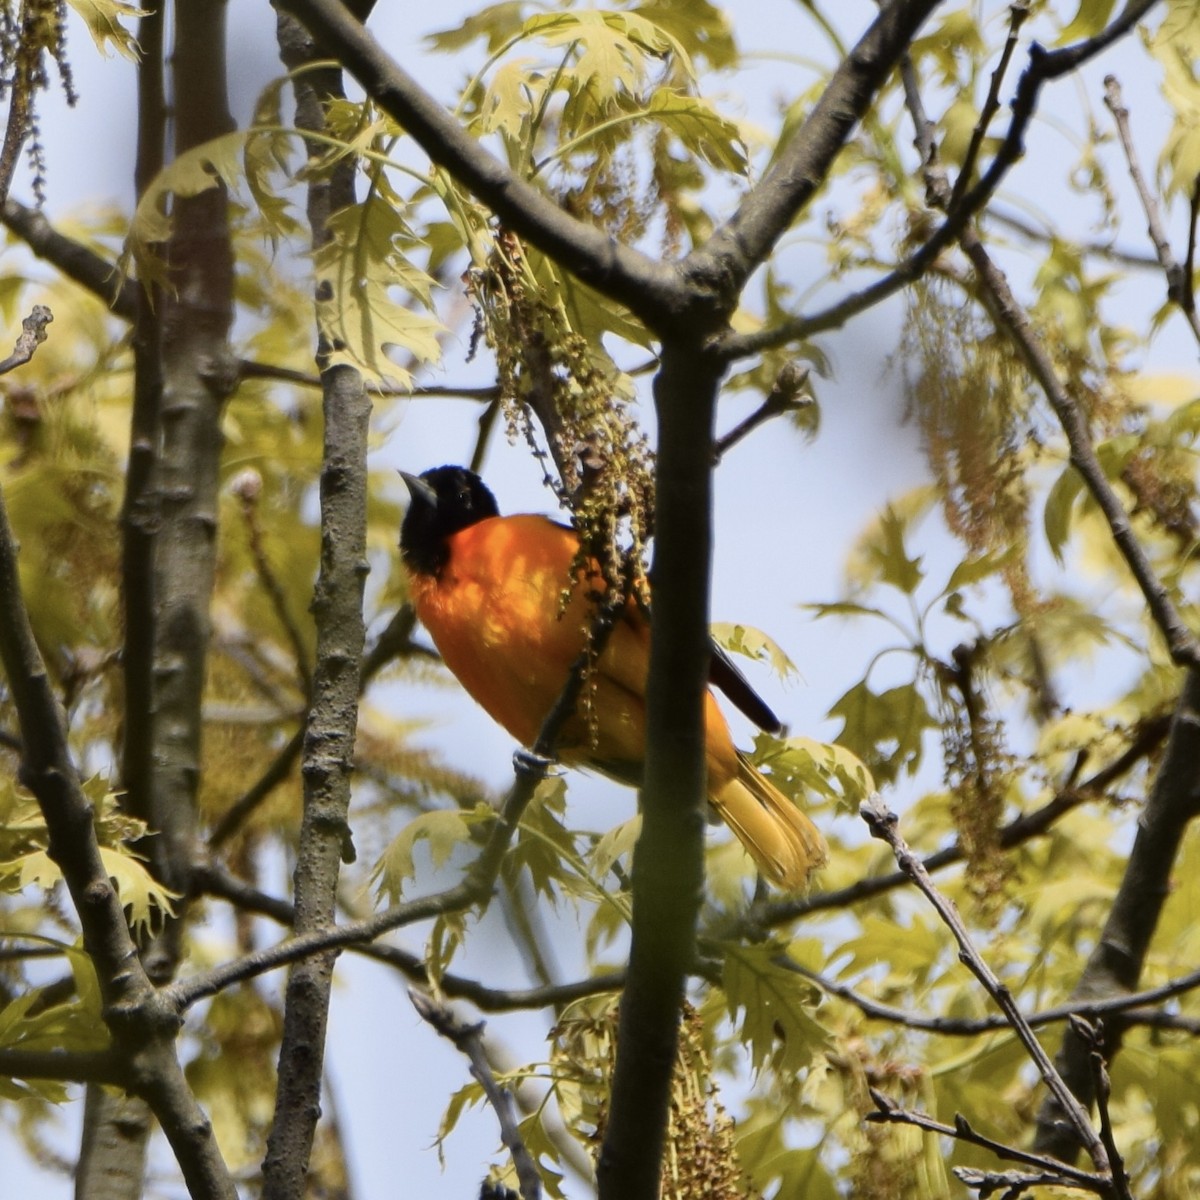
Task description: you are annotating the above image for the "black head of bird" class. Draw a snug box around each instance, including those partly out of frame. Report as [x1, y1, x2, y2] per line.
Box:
[399, 465, 500, 576]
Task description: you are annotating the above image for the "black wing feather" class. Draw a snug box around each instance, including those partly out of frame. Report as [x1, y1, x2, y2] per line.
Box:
[708, 640, 784, 734]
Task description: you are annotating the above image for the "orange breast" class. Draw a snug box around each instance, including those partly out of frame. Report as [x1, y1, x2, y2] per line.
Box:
[408, 515, 739, 789]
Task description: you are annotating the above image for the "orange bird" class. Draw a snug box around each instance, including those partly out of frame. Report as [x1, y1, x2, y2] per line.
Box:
[399, 466, 826, 889]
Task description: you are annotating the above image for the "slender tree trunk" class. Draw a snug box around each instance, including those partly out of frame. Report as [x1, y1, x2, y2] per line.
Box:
[78, 2, 236, 1195]
[261, 11, 371, 1197]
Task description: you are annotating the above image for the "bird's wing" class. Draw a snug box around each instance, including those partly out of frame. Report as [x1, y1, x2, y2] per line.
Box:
[708, 640, 784, 734]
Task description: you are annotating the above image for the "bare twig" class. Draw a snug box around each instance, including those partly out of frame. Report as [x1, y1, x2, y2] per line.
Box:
[0, 198, 138, 317]
[1185, 176, 1200, 316]
[0, 1048, 123, 1086]
[232, 472, 313, 697]
[954, 1166, 1101, 1197]
[861, 794, 1111, 1175]
[195, 860, 627, 1011]
[207, 726, 304, 850]
[744, 711, 1170, 932]
[238, 356, 501, 401]
[715, 0, 1162, 363]
[868, 1088, 1109, 1194]
[713, 363, 812, 462]
[901, 50, 1199, 668]
[0, 305, 52, 375]
[947, 0, 1031, 212]
[986, 206, 1159, 269]
[410, 991, 543, 1200]
[1103, 74, 1200, 343]
[208, 605, 436, 852]
[1070, 1018, 1131, 1198]
[787, 957, 1200, 1037]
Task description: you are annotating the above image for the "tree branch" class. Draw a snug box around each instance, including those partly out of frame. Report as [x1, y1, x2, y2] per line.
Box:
[261, 15, 373, 1196]
[789, 957, 1200, 1037]
[715, 0, 1163, 362]
[595, 343, 720, 1200]
[0, 357, 235, 1200]
[238, 356, 500, 401]
[277, 0, 678, 329]
[0, 1048, 123, 1086]
[1103, 73, 1200, 344]
[0, 304, 52, 375]
[1034, 669, 1200, 1160]
[695, 0, 943, 303]
[744, 711, 1170, 931]
[868, 1089, 1111, 1196]
[713, 362, 812, 462]
[195, 860, 626, 1011]
[0, 198, 138, 318]
[861, 794, 1114, 1179]
[409, 990, 543, 1200]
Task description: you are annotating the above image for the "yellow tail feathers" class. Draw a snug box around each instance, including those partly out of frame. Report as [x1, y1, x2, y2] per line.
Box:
[710, 754, 827, 890]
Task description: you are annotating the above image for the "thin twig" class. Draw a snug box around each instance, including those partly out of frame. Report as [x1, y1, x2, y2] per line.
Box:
[1071, 1018, 1132, 1199]
[715, 0, 1162, 363]
[1185, 175, 1200, 316]
[208, 604, 436, 851]
[787, 957, 1200, 1036]
[238, 356, 501, 401]
[409, 990, 542, 1200]
[947, 0, 1030, 212]
[743, 711, 1170, 932]
[868, 1088, 1109, 1193]
[233, 473, 312, 697]
[1103, 74, 1200, 344]
[861, 794, 1111, 1175]
[954, 1165, 1102, 1197]
[713, 363, 812, 462]
[900, 46, 1200, 668]
[195, 860, 626, 1011]
[986, 207, 1159, 269]
[0, 305, 52, 375]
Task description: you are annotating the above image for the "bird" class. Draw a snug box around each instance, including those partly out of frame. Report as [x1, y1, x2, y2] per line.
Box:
[399, 465, 826, 889]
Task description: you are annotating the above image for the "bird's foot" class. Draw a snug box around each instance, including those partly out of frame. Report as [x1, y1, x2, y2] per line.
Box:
[513, 747, 554, 779]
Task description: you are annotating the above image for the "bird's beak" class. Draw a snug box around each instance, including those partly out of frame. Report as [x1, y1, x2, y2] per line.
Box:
[399, 470, 438, 511]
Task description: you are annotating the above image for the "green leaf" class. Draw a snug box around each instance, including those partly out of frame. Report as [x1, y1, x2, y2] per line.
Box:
[99, 847, 178, 934]
[942, 544, 1017, 594]
[435, 1080, 486, 1163]
[130, 130, 248, 258]
[1056, 0, 1118, 44]
[828, 680, 935, 785]
[751, 733, 876, 812]
[523, 10, 694, 97]
[711, 622, 797, 679]
[371, 806, 489, 903]
[426, 3, 529, 54]
[849, 503, 929, 595]
[0, 847, 175, 936]
[314, 198, 446, 387]
[804, 599, 891, 622]
[66, 0, 145, 60]
[590, 814, 641, 879]
[1043, 463, 1085, 563]
[640, 90, 747, 174]
[511, 777, 580, 900]
[721, 941, 828, 1074]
